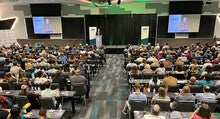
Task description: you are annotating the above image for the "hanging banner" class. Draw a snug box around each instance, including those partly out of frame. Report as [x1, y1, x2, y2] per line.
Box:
[141, 26, 149, 45]
[89, 27, 97, 45]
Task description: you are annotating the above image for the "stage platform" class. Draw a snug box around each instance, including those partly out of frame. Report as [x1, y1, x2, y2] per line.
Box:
[105, 45, 126, 54]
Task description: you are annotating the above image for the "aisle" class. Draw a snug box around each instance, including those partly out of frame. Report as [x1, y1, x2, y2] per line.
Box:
[69, 54, 129, 119]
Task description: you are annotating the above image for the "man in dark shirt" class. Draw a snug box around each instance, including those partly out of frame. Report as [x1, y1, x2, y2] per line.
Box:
[53, 70, 67, 90]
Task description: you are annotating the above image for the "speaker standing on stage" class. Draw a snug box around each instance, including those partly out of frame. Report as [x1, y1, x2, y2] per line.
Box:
[96, 28, 103, 47]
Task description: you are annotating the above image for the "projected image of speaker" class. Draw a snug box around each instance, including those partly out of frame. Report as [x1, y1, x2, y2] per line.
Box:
[32, 16, 62, 34]
[168, 14, 201, 33]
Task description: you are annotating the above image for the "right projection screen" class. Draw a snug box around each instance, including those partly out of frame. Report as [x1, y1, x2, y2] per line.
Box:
[168, 14, 201, 33]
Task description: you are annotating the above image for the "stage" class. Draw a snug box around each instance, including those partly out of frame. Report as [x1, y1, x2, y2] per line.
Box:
[105, 45, 126, 54]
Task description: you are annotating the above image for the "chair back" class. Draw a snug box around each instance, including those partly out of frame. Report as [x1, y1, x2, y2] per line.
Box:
[142, 73, 152, 79]
[213, 64, 220, 71]
[71, 83, 86, 97]
[40, 97, 55, 109]
[175, 101, 195, 112]
[188, 85, 202, 93]
[154, 99, 170, 111]
[129, 100, 146, 112]
[174, 74, 185, 80]
[202, 100, 217, 112]
[0, 71, 5, 78]
[13, 83, 23, 90]
[0, 82, 10, 90]
[168, 84, 180, 93]
[14, 95, 29, 108]
[130, 74, 142, 79]
[51, 83, 60, 90]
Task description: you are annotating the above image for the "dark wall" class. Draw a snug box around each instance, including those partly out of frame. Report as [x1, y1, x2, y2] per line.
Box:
[85, 14, 157, 45]
[157, 15, 216, 38]
[62, 18, 85, 39]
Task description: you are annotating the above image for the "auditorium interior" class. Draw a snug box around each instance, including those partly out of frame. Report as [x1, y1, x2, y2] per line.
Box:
[1, 0, 220, 119]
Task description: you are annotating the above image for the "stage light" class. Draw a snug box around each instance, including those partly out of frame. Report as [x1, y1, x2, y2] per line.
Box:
[108, 0, 111, 5]
[117, 0, 121, 5]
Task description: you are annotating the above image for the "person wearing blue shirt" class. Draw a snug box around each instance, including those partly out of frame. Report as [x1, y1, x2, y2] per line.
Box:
[198, 74, 214, 86]
[122, 83, 147, 115]
[58, 53, 68, 64]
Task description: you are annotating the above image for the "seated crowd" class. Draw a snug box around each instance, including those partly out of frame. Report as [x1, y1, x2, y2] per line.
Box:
[122, 42, 220, 118]
[0, 42, 106, 118]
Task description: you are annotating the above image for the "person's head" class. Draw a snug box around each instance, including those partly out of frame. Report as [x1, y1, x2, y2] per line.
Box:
[205, 59, 210, 63]
[197, 104, 211, 118]
[131, 66, 138, 73]
[205, 65, 212, 73]
[144, 64, 151, 70]
[74, 69, 81, 75]
[21, 84, 29, 93]
[44, 81, 51, 89]
[159, 63, 164, 68]
[35, 71, 43, 78]
[205, 74, 212, 81]
[151, 104, 161, 116]
[134, 83, 141, 91]
[10, 104, 21, 118]
[191, 64, 198, 73]
[182, 86, 191, 94]
[130, 58, 134, 63]
[176, 64, 184, 72]
[152, 75, 158, 84]
[203, 85, 211, 93]
[182, 17, 187, 22]
[158, 87, 166, 98]
[56, 70, 62, 76]
[192, 59, 197, 64]
[189, 76, 197, 85]
[39, 108, 47, 118]
[45, 19, 50, 24]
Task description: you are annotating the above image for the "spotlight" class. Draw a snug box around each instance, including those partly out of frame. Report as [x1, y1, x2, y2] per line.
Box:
[108, 0, 111, 5]
[117, 0, 121, 5]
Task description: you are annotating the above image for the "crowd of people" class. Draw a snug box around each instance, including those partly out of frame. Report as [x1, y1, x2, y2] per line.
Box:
[0, 42, 105, 119]
[122, 42, 220, 118]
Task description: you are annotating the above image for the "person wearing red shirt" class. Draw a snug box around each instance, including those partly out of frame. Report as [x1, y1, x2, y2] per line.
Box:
[190, 104, 213, 119]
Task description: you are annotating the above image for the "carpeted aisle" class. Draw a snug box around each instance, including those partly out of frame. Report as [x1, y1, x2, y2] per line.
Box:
[63, 54, 129, 119]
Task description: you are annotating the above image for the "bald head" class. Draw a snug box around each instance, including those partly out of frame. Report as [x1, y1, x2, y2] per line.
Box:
[190, 76, 196, 84]
[203, 85, 211, 92]
[75, 69, 81, 74]
[151, 104, 160, 116]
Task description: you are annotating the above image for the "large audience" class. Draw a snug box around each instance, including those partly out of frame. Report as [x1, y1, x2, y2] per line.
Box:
[123, 42, 220, 118]
[0, 42, 105, 119]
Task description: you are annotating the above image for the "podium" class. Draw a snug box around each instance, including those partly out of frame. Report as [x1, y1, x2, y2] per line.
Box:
[96, 35, 103, 47]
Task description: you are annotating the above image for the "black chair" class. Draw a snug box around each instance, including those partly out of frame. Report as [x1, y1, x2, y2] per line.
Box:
[130, 74, 142, 79]
[142, 73, 152, 79]
[129, 100, 146, 119]
[154, 99, 170, 111]
[165, 66, 173, 71]
[0, 71, 5, 78]
[51, 83, 60, 90]
[150, 85, 161, 93]
[168, 84, 180, 93]
[25, 72, 32, 79]
[40, 97, 55, 109]
[0, 82, 10, 90]
[175, 101, 195, 112]
[14, 95, 29, 108]
[213, 64, 220, 71]
[139, 65, 144, 71]
[202, 100, 217, 112]
[71, 83, 86, 105]
[151, 66, 158, 71]
[174, 74, 185, 80]
[191, 73, 201, 80]
[13, 83, 23, 90]
[188, 85, 203, 93]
